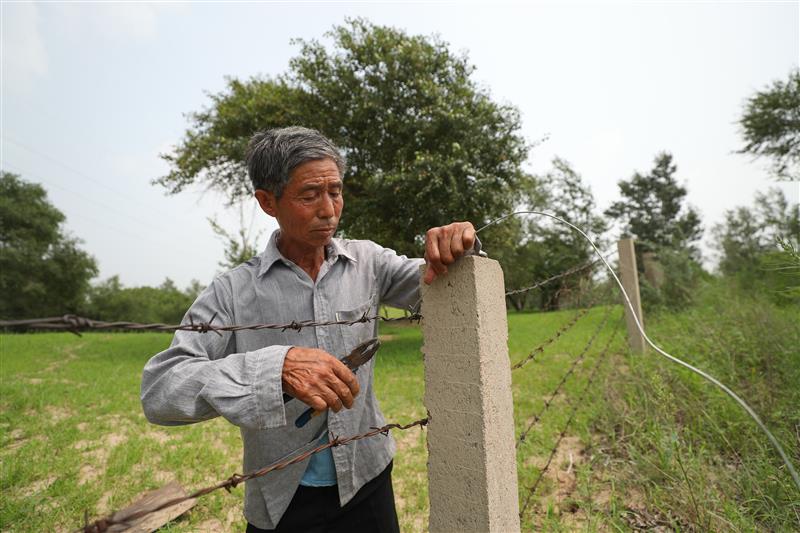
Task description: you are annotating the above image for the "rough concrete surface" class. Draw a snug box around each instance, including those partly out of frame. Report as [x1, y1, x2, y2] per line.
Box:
[421, 256, 520, 533]
[617, 238, 647, 354]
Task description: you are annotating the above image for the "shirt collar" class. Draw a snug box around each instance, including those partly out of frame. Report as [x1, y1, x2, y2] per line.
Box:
[257, 230, 357, 278]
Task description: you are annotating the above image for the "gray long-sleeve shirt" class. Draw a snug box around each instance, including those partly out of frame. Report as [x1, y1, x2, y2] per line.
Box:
[140, 230, 423, 529]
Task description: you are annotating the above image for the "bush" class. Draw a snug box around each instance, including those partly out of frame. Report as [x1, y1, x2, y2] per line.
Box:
[595, 279, 800, 530]
[637, 246, 709, 313]
[729, 240, 800, 307]
[84, 276, 204, 324]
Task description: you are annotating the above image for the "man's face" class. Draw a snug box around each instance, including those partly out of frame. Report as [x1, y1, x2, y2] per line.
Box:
[257, 158, 344, 253]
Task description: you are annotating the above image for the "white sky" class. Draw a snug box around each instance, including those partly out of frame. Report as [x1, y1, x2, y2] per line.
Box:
[2, 1, 799, 288]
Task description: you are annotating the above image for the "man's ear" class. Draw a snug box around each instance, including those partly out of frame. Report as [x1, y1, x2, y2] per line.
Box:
[254, 189, 278, 217]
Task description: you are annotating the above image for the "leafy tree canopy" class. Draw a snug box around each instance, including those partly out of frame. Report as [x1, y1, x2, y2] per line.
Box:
[85, 276, 204, 323]
[712, 188, 799, 305]
[712, 187, 799, 276]
[739, 69, 800, 181]
[0, 172, 98, 318]
[156, 18, 529, 256]
[485, 158, 607, 311]
[605, 152, 703, 256]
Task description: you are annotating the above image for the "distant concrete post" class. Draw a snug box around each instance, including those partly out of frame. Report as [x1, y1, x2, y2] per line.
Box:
[421, 256, 520, 533]
[617, 238, 647, 354]
[641, 251, 665, 289]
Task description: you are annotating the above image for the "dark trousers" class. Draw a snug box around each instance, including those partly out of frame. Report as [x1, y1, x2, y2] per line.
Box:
[246, 461, 400, 533]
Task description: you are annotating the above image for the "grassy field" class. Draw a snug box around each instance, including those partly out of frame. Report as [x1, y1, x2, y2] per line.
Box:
[1, 285, 798, 531]
[589, 285, 800, 532]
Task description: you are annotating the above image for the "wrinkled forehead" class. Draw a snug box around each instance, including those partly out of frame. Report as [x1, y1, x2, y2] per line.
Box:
[288, 158, 342, 186]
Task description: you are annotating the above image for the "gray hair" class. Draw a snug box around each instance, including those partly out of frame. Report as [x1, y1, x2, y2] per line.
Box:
[245, 126, 346, 198]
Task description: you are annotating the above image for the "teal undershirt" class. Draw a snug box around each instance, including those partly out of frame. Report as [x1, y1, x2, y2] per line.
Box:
[299, 429, 338, 487]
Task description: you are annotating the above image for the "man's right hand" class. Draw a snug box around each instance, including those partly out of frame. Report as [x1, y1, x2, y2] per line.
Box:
[281, 347, 360, 413]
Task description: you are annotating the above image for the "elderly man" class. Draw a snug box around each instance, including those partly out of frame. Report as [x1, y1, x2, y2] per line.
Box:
[141, 126, 475, 532]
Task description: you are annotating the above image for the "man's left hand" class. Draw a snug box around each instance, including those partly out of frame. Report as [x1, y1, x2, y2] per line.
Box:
[423, 221, 476, 285]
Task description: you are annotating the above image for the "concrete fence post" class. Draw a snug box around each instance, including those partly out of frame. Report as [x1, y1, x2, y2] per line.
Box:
[420, 255, 521, 533]
[617, 238, 647, 354]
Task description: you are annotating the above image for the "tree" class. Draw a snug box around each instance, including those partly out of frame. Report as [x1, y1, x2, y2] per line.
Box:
[712, 206, 764, 276]
[0, 172, 98, 318]
[605, 152, 703, 256]
[712, 188, 799, 305]
[738, 69, 800, 181]
[156, 18, 529, 256]
[482, 190, 540, 311]
[605, 153, 705, 311]
[85, 276, 202, 323]
[769, 237, 800, 300]
[208, 204, 264, 270]
[713, 188, 799, 276]
[530, 158, 607, 309]
[487, 158, 607, 311]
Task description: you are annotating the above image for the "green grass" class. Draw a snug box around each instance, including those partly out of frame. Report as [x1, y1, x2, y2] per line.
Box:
[509, 306, 627, 532]
[0, 333, 246, 532]
[1, 286, 797, 531]
[588, 284, 800, 532]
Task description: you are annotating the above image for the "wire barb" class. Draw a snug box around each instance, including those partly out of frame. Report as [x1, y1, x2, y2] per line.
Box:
[511, 284, 612, 371]
[518, 323, 620, 519]
[516, 310, 620, 446]
[76, 417, 429, 533]
[1, 313, 424, 336]
[480, 210, 800, 493]
[504, 253, 615, 297]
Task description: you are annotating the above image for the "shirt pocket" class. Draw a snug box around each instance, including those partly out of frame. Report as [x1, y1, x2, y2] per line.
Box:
[335, 294, 378, 352]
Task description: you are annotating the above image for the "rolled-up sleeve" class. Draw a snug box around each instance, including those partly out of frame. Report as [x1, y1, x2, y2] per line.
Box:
[141, 278, 291, 430]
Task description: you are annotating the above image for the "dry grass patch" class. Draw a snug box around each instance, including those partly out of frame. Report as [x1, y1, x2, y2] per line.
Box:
[45, 405, 75, 423]
[105, 432, 127, 447]
[144, 429, 172, 445]
[194, 505, 242, 532]
[20, 475, 57, 497]
[77, 431, 127, 484]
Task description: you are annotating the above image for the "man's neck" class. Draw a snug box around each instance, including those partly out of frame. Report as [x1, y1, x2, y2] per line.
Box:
[276, 235, 326, 281]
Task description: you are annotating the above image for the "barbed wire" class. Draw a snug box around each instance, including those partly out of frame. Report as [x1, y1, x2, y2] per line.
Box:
[0, 312, 422, 337]
[479, 210, 800, 492]
[511, 284, 612, 371]
[1, 249, 613, 339]
[8, 208, 793, 529]
[518, 328, 620, 519]
[516, 310, 620, 447]
[505, 251, 616, 297]
[78, 416, 429, 533]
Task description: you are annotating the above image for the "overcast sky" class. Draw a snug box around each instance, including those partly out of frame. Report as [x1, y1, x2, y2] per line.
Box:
[2, 1, 798, 289]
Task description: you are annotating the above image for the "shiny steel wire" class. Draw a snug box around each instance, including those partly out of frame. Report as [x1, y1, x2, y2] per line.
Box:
[478, 210, 800, 492]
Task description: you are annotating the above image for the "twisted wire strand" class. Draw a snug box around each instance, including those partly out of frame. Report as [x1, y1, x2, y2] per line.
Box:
[78, 417, 429, 533]
[511, 283, 613, 371]
[479, 211, 800, 492]
[0, 312, 422, 337]
[505, 251, 616, 297]
[518, 327, 620, 519]
[516, 310, 620, 447]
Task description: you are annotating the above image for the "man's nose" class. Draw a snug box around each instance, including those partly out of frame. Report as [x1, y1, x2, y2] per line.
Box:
[317, 193, 335, 219]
